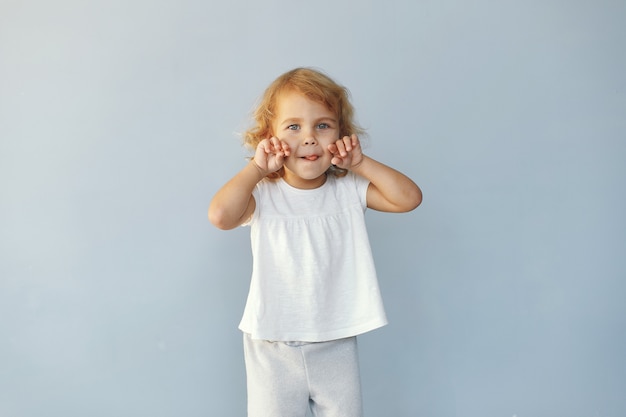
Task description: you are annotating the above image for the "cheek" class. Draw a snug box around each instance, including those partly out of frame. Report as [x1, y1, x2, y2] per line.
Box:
[282, 135, 300, 148]
[319, 131, 338, 146]
[276, 131, 296, 144]
[326, 138, 339, 150]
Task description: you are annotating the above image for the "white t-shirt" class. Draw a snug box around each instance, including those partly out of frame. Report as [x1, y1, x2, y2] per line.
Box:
[239, 171, 388, 342]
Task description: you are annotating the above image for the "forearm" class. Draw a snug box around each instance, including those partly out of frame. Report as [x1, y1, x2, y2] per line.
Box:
[351, 155, 422, 212]
[208, 161, 265, 229]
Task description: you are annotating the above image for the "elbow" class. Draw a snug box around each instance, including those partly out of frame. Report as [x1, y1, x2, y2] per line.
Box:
[403, 185, 423, 212]
[412, 187, 423, 210]
[208, 205, 235, 230]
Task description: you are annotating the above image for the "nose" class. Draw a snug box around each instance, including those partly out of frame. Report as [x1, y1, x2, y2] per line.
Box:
[303, 129, 317, 145]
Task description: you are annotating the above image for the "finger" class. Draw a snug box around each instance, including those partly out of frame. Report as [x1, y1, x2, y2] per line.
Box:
[334, 139, 348, 157]
[331, 155, 343, 166]
[269, 136, 280, 149]
[279, 140, 290, 156]
[341, 135, 353, 152]
[274, 152, 285, 164]
[259, 138, 271, 153]
[270, 137, 285, 156]
[351, 134, 359, 148]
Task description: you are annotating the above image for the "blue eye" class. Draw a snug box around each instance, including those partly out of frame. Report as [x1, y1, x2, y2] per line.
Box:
[287, 124, 300, 131]
[317, 123, 329, 129]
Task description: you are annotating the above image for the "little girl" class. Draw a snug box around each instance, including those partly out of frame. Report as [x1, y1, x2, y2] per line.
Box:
[209, 67, 422, 417]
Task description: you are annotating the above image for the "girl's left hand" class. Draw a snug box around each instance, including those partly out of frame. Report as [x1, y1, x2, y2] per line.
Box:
[328, 134, 364, 170]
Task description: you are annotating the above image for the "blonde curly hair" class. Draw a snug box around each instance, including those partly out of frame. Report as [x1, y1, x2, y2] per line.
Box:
[244, 67, 365, 178]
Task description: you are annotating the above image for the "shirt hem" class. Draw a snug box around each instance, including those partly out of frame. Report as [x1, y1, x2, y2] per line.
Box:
[239, 318, 388, 342]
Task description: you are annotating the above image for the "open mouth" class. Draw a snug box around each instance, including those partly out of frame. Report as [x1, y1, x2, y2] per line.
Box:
[302, 155, 319, 161]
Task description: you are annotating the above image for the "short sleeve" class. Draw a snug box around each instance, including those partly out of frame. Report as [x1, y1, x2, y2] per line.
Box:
[240, 182, 261, 227]
[351, 171, 370, 209]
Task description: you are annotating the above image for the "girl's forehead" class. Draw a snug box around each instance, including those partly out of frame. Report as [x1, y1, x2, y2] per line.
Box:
[274, 89, 335, 115]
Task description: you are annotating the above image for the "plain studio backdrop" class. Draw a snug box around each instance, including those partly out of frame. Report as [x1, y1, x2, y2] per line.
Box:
[1, 0, 625, 416]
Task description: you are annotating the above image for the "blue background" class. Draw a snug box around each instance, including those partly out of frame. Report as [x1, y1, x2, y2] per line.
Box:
[1, 0, 625, 416]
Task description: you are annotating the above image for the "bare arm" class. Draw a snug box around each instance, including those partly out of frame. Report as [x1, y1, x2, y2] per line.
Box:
[208, 161, 264, 230]
[208, 138, 290, 230]
[329, 134, 422, 213]
[353, 156, 422, 212]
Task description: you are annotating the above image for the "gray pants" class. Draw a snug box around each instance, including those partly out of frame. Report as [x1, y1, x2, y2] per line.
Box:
[243, 333, 363, 417]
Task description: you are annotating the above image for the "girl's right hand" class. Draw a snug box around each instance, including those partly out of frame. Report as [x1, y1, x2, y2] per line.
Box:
[253, 137, 290, 174]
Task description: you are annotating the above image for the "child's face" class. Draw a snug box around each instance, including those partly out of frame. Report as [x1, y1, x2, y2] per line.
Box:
[272, 90, 339, 189]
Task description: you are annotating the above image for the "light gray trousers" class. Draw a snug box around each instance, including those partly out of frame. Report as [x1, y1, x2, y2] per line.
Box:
[243, 333, 363, 417]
